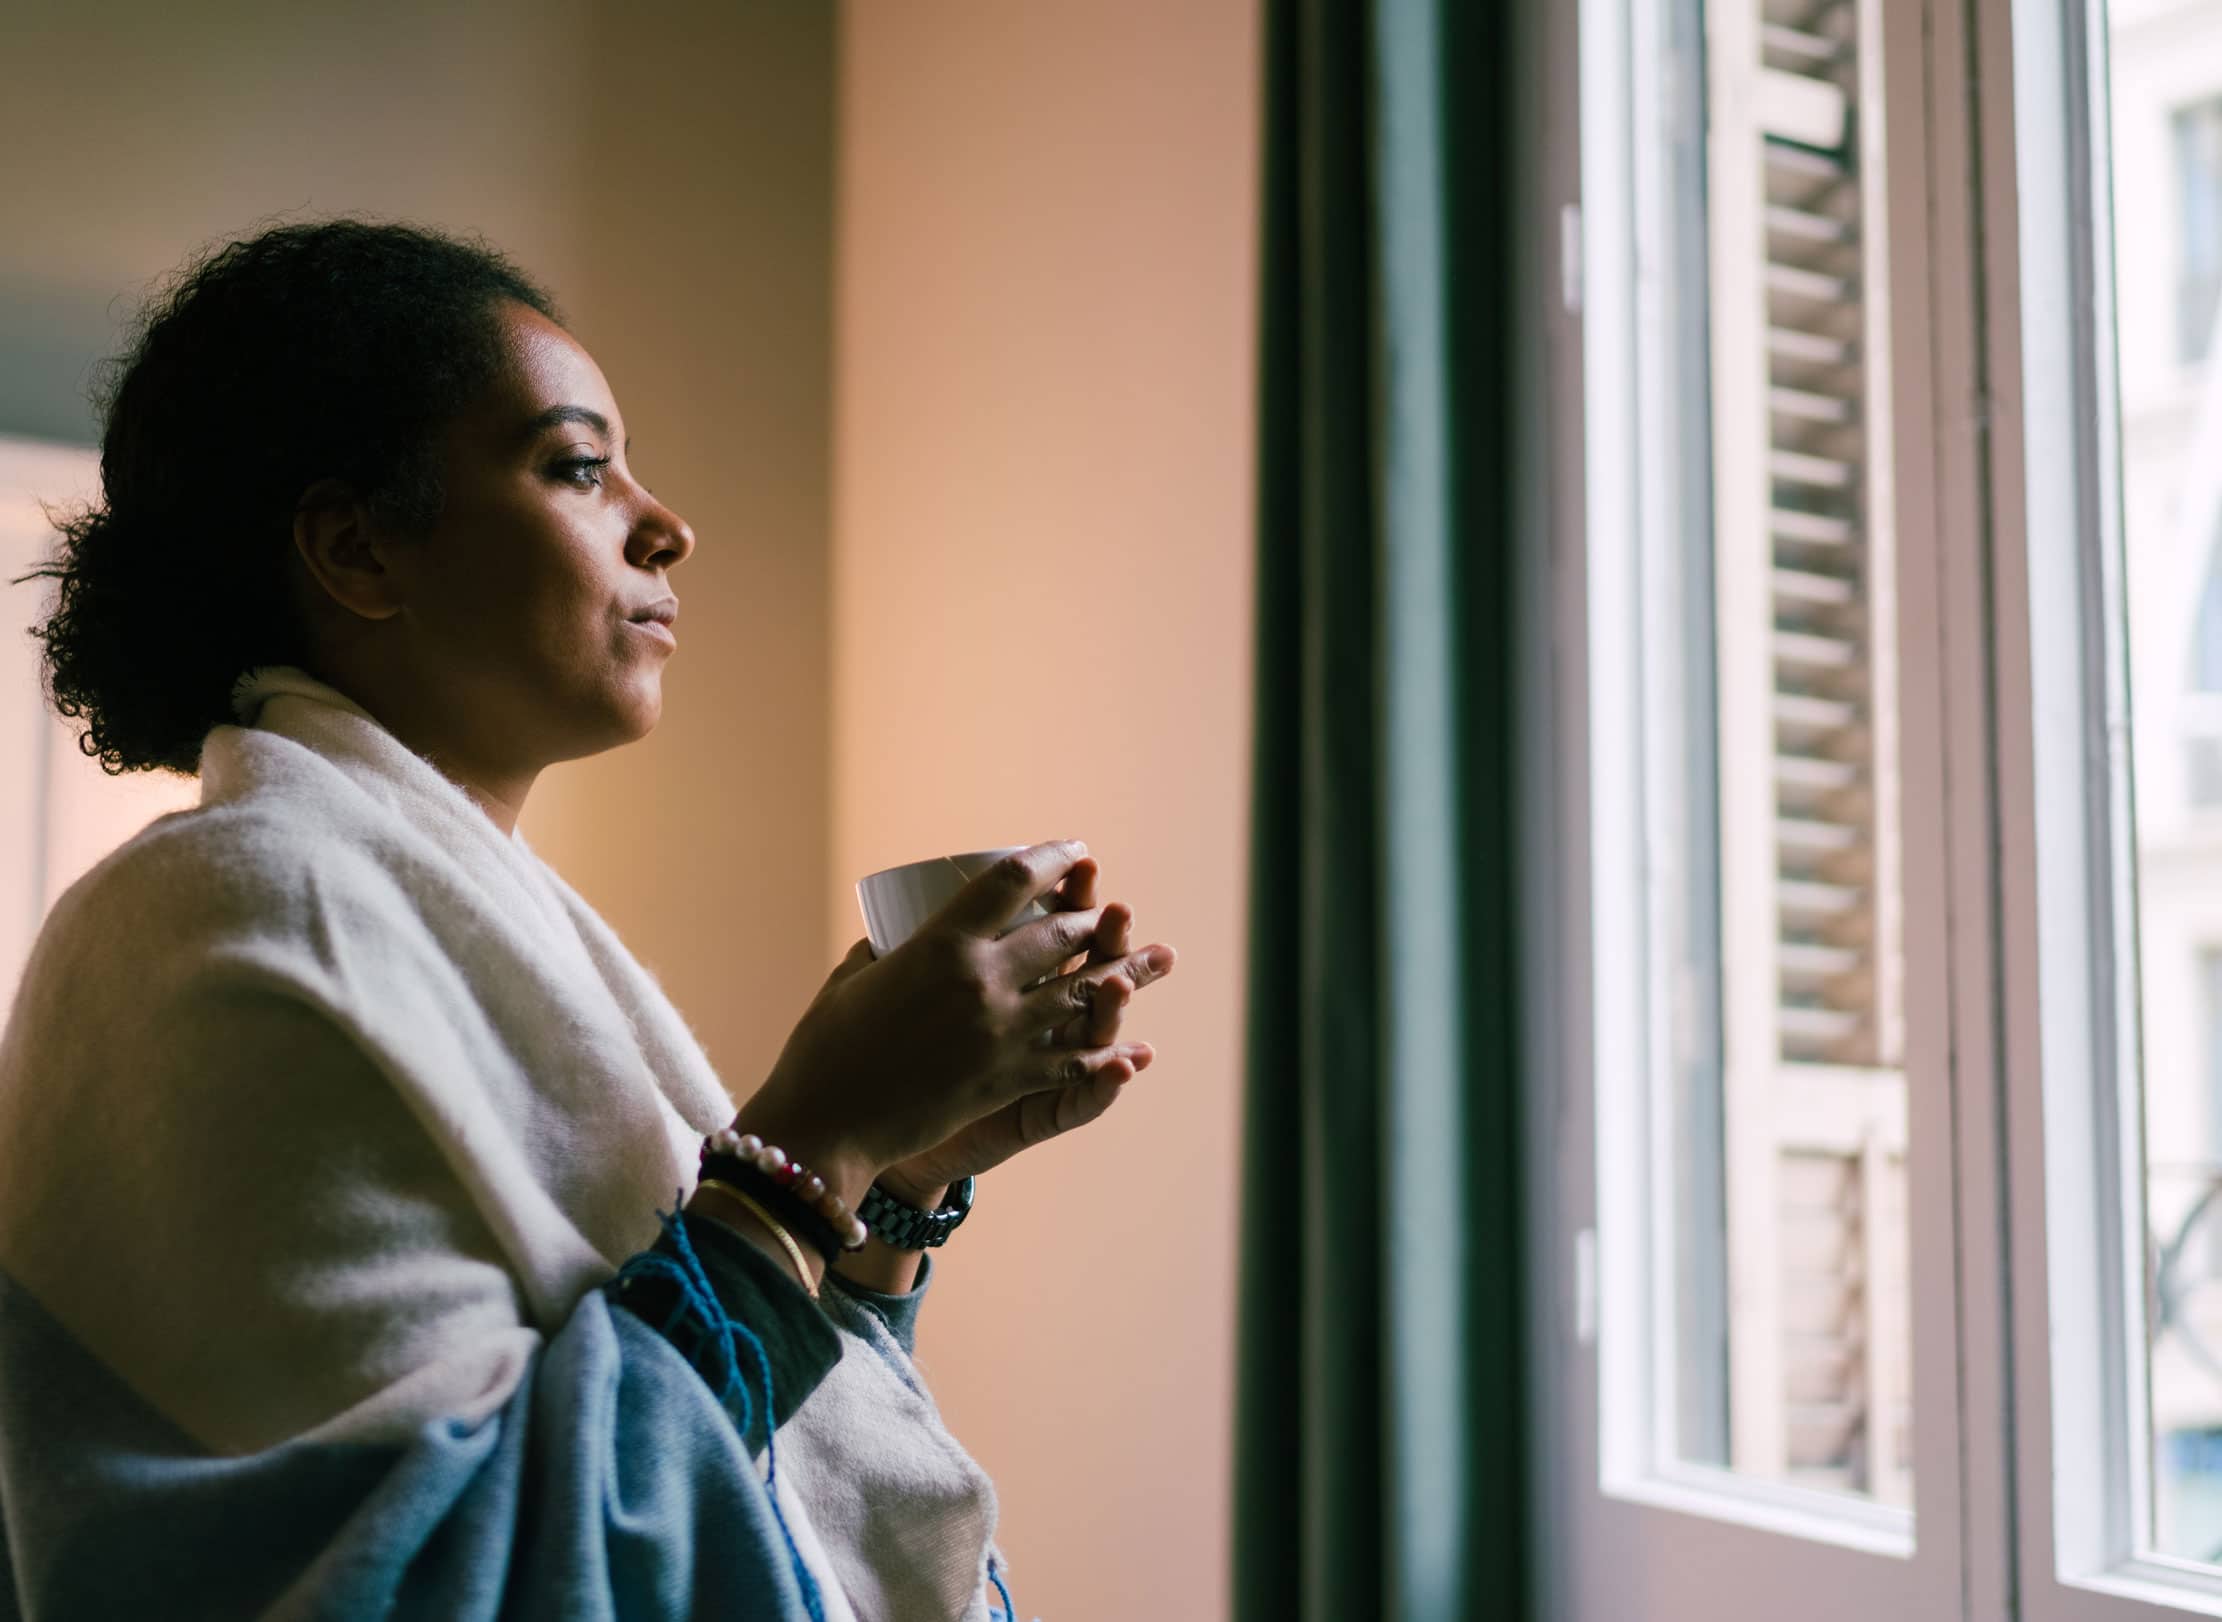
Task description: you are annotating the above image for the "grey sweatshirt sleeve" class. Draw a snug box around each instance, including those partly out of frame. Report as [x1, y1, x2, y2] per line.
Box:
[820, 1252, 937, 1357]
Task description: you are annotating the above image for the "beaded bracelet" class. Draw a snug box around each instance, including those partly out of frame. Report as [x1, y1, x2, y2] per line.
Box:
[699, 1129, 871, 1261]
[703, 1157, 843, 1264]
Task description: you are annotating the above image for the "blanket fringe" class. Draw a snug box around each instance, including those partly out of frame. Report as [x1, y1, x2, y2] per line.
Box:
[615, 1199, 826, 1622]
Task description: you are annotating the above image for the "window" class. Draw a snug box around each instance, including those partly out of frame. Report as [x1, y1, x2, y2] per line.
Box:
[1566, 0, 1944, 1610]
[1547, 0, 2222, 1615]
[1604, 0, 1916, 1504]
[2018, 0, 2222, 1603]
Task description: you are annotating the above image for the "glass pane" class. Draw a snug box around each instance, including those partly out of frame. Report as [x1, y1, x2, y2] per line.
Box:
[2106, 0, 2222, 1565]
[1619, 0, 1913, 1505]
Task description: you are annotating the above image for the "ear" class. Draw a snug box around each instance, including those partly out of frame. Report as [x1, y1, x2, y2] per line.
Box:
[292, 478, 405, 622]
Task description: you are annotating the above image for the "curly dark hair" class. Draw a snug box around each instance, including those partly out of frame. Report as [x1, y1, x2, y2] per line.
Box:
[15, 217, 561, 774]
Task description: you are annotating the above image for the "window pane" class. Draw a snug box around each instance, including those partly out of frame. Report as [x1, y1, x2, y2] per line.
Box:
[2106, 0, 2222, 1565]
[1609, 0, 1912, 1506]
[2177, 99, 2222, 367]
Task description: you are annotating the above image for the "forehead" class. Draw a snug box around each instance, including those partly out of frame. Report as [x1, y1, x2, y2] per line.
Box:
[482, 302, 620, 429]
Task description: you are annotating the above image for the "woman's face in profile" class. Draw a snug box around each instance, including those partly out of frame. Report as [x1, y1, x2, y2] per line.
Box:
[365, 299, 696, 767]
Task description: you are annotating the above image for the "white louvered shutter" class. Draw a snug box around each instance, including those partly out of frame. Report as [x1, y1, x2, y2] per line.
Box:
[1706, 0, 1911, 1503]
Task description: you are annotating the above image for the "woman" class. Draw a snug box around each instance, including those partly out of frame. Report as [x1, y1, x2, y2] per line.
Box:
[0, 218, 1175, 1621]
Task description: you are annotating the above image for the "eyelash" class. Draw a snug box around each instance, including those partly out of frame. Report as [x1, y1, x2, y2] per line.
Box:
[554, 455, 611, 489]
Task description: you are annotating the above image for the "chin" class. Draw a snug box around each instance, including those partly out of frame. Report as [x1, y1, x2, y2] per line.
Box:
[614, 676, 664, 742]
[563, 674, 663, 760]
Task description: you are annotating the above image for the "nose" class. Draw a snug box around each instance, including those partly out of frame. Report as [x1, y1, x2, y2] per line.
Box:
[628, 488, 696, 571]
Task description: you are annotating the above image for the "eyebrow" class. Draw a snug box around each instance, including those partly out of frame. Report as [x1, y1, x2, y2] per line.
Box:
[522, 404, 630, 454]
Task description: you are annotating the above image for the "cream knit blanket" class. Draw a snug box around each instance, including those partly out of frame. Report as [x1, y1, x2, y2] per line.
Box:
[0, 665, 1002, 1620]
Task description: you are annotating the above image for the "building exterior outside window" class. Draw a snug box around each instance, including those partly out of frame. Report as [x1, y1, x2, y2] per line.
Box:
[2177, 95, 2222, 366]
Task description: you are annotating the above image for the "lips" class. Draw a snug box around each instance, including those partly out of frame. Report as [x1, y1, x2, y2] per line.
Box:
[626, 596, 679, 652]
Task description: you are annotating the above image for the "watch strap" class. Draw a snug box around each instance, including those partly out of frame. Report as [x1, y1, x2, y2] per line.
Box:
[858, 1174, 975, 1250]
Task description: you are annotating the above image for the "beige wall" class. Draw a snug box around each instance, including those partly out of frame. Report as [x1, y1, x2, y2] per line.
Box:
[0, 0, 838, 1088]
[831, 4, 1261, 1618]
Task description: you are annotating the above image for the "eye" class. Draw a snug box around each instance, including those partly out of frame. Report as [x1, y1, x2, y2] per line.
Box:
[553, 455, 611, 490]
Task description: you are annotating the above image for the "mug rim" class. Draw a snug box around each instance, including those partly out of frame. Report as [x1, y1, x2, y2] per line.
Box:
[855, 846, 1026, 889]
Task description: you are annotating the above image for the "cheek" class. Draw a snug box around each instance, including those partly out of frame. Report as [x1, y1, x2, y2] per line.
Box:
[431, 493, 641, 688]
[502, 545, 623, 667]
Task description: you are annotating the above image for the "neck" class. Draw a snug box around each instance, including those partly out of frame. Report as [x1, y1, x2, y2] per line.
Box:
[402, 728, 537, 836]
[450, 774, 532, 837]
[303, 658, 540, 836]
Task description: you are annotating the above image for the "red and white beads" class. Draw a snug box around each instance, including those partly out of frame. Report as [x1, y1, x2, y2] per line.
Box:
[703, 1128, 870, 1252]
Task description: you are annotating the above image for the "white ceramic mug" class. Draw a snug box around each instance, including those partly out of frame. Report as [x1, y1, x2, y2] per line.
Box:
[855, 847, 1053, 957]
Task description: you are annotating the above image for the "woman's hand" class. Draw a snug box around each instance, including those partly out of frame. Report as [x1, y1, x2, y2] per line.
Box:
[873, 878, 1176, 1205]
[728, 841, 1170, 1212]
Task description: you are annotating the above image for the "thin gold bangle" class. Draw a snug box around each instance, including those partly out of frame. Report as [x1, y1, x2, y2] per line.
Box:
[697, 1178, 819, 1299]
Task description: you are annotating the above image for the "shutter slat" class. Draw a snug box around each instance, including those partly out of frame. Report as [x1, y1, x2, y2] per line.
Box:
[1766, 204, 1855, 245]
[1760, 22, 1848, 65]
[1775, 568, 1858, 607]
[1774, 629, 1859, 668]
[1777, 816, 1861, 854]
[1771, 386, 1857, 425]
[1770, 448, 1856, 487]
[1769, 325, 1856, 367]
[1779, 877, 1861, 919]
[1781, 940, 1862, 976]
[1776, 754, 1860, 792]
[1780, 1006, 1864, 1044]
[1767, 262, 1856, 304]
[1770, 507, 1855, 545]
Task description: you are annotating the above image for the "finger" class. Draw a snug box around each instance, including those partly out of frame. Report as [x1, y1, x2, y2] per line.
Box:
[1045, 860, 1101, 979]
[987, 1043, 1154, 1162]
[1041, 971, 1129, 1052]
[937, 841, 1090, 938]
[1048, 857, 1099, 915]
[1033, 1064, 1129, 1138]
[1028, 966, 1131, 1043]
[1074, 1066, 1130, 1119]
[1088, 901, 1133, 967]
[1018, 1041, 1151, 1098]
[1084, 971, 1131, 1047]
[998, 902, 1112, 984]
[1057, 959, 1182, 1048]
[1029, 944, 1179, 1033]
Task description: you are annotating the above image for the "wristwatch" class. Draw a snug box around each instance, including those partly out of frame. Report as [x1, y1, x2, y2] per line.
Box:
[857, 1174, 976, 1250]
